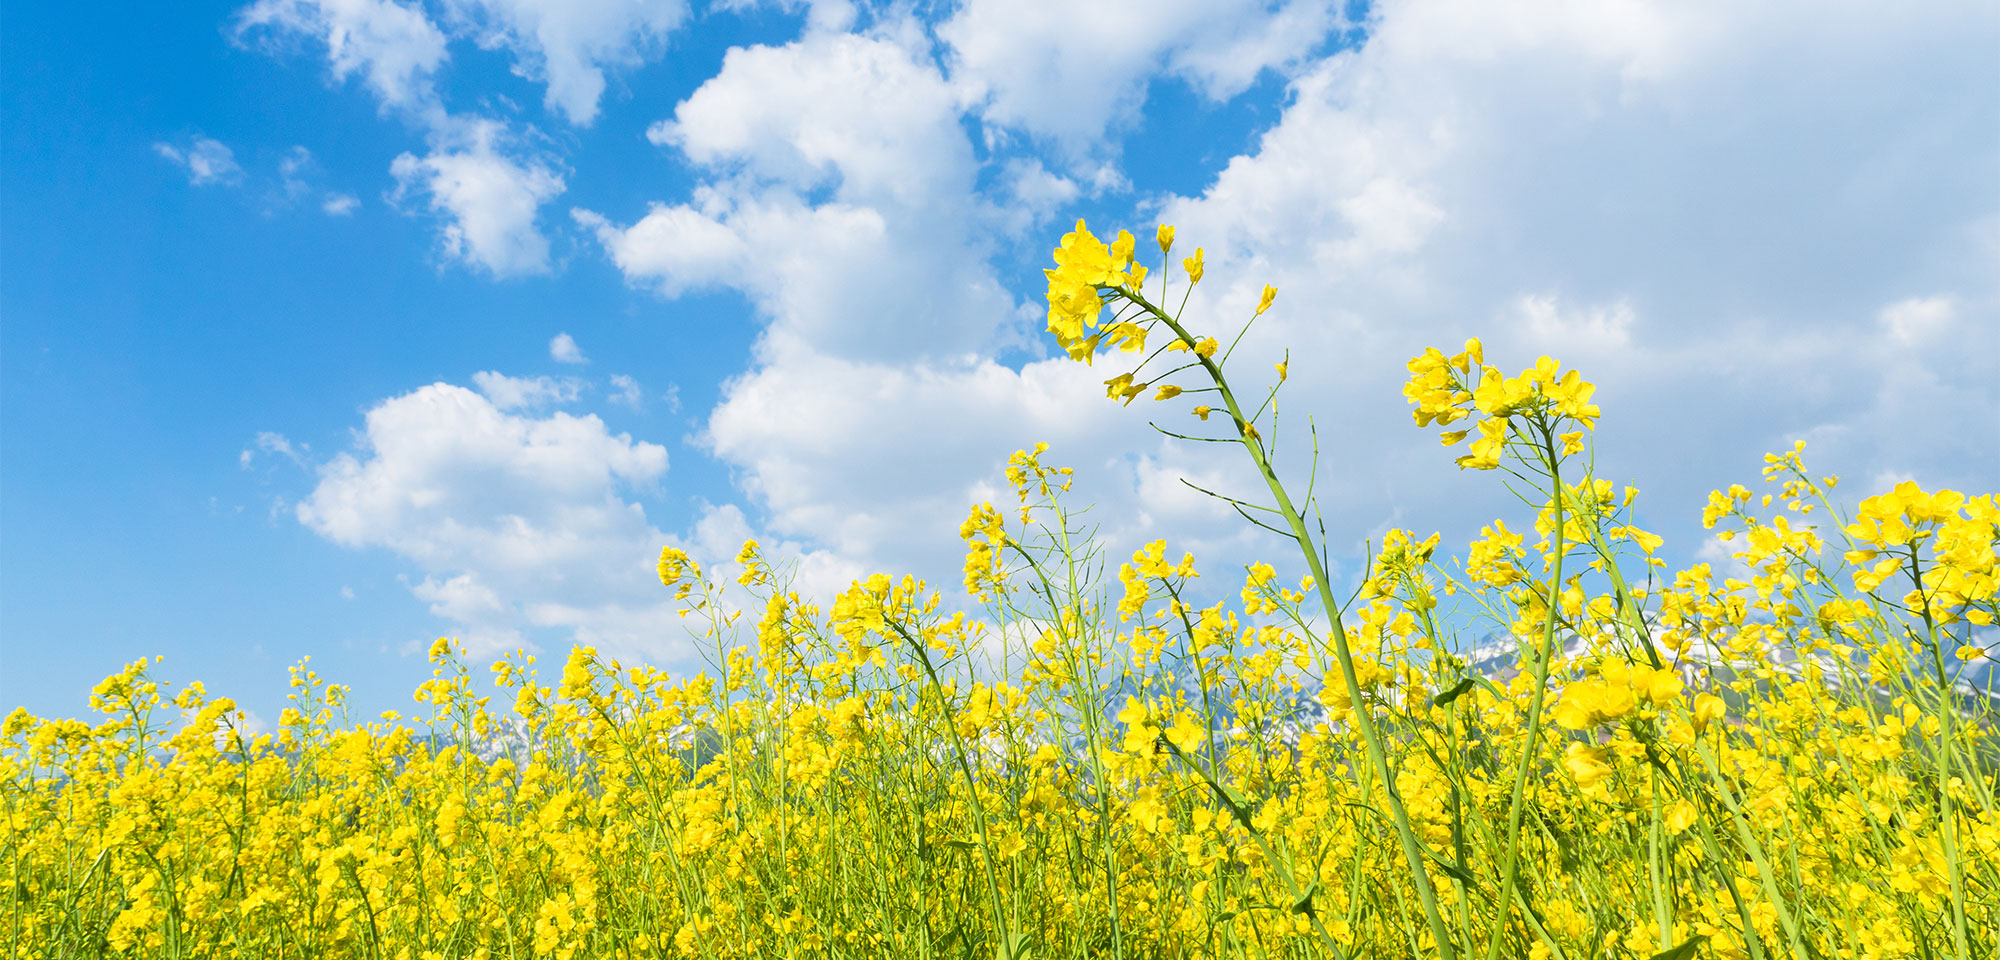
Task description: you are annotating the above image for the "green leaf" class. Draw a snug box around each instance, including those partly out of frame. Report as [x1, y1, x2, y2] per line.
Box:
[1291, 881, 1319, 916]
[1211, 782, 1256, 828]
[997, 931, 1036, 960]
[1428, 853, 1479, 889]
[1433, 678, 1478, 706]
[1651, 934, 1708, 960]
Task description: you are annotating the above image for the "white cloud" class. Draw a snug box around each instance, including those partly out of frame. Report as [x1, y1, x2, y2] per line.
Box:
[410, 572, 521, 650]
[939, 0, 1341, 154]
[572, 202, 745, 296]
[584, 28, 1016, 362]
[647, 30, 971, 207]
[278, 145, 316, 202]
[575, 23, 1155, 583]
[1131, 0, 2000, 544]
[295, 379, 671, 658]
[275, 145, 361, 214]
[235, 0, 449, 115]
[390, 120, 565, 277]
[242, 431, 308, 469]
[295, 375, 853, 661]
[705, 354, 1081, 559]
[235, 0, 689, 128]
[341, 585, 356, 599]
[469, 370, 581, 409]
[296, 381, 669, 552]
[1878, 296, 1956, 345]
[236, 2, 568, 273]
[549, 331, 587, 363]
[711, 0, 857, 34]
[998, 158, 1080, 231]
[1514, 294, 1637, 351]
[154, 136, 245, 186]
[442, 0, 690, 126]
[608, 374, 643, 408]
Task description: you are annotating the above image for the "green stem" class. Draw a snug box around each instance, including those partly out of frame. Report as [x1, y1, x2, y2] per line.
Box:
[885, 617, 1017, 960]
[1127, 289, 1458, 959]
[1481, 421, 1565, 960]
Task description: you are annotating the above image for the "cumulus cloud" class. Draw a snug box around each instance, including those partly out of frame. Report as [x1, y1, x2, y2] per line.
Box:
[390, 119, 566, 277]
[998, 158, 1080, 231]
[702, 346, 1287, 596]
[573, 23, 1143, 583]
[235, 0, 449, 114]
[154, 136, 244, 186]
[409, 572, 521, 651]
[940, 0, 1342, 155]
[549, 331, 587, 363]
[297, 381, 669, 552]
[581, 27, 1015, 362]
[442, 0, 690, 126]
[323, 193, 361, 215]
[293, 375, 853, 661]
[645, 30, 969, 206]
[294, 379, 672, 657]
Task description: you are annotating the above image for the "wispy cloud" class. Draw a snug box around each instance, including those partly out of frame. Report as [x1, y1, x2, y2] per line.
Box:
[469, 371, 582, 411]
[241, 431, 309, 469]
[607, 374, 643, 409]
[154, 136, 244, 186]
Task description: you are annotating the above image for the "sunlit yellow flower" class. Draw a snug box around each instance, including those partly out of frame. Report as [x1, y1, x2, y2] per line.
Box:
[1255, 284, 1277, 316]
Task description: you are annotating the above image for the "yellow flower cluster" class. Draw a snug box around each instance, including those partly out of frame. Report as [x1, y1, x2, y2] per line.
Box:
[1044, 220, 1148, 361]
[1550, 657, 1687, 729]
[1039, 220, 1271, 437]
[1845, 481, 1997, 625]
[1404, 344, 1601, 469]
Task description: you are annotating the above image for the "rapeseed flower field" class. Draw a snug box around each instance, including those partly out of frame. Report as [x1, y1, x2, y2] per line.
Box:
[6, 221, 1995, 958]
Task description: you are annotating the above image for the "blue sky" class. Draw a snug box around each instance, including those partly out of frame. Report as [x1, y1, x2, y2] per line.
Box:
[4, 0, 1995, 726]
